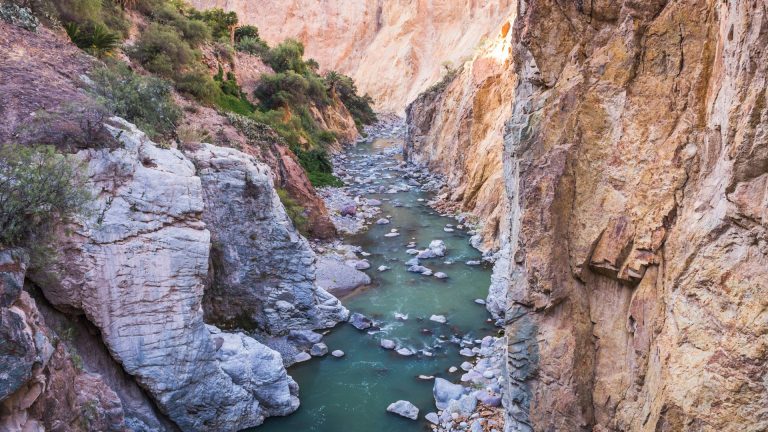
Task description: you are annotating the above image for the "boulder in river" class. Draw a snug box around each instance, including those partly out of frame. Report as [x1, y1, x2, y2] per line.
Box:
[434, 272, 448, 279]
[316, 257, 371, 296]
[396, 347, 414, 356]
[466, 260, 481, 266]
[376, 218, 390, 225]
[430, 315, 447, 324]
[428, 240, 447, 257]
[433, 378, 465, 410]
[380, 339, 396, 350]
[310, 343, 328, 357]
[349, 312, 373, 330]
[377, 265, 390, 272]
[331, 350, 345, 358]
[386, 400, 419, 420]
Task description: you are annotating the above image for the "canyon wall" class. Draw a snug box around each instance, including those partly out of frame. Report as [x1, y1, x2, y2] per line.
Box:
[405, 18, 516, 253]
[497, 1, 768, 431]
[189, 0, 516, 113]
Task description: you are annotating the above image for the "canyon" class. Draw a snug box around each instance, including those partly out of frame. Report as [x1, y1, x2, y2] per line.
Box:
[1, 0, 767, 431]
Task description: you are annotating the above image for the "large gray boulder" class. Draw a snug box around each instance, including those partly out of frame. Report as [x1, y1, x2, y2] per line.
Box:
[28, 119, 294, 431]
[433, 377, 465, 410]
[185, 143, 349, 334]
[386, 400, 419, 420]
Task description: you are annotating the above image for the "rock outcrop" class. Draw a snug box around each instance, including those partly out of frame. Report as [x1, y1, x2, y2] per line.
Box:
[0, 250, 126, 432]
[188, 0, 517, 112]
[28, 119, 301, 431]
[405, 17, 516, 252]
[496, 1, 768, 431]
[179, 107, 338, 239]
[185, 142, 348, 334]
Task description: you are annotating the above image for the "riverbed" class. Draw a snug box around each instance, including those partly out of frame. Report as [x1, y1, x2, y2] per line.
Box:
[254, 131, 495, 432]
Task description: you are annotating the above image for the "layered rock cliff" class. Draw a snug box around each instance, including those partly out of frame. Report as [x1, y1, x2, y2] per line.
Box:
[405, 18, 515, 253]
[189, 0, 517, 112]
[496, 1, 768, 431]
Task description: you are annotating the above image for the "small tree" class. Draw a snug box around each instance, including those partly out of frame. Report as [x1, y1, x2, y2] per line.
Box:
[0, 145, 90, 248]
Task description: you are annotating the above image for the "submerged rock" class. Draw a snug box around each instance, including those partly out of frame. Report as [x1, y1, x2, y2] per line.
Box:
[386, 400, 419, 420]
[349, 312, 373, 330]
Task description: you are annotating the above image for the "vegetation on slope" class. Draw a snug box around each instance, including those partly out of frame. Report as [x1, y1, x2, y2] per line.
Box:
[2, 0, 377, 189]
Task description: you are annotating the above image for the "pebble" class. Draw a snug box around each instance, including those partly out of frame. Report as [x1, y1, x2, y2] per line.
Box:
[331, 350, 345, 358]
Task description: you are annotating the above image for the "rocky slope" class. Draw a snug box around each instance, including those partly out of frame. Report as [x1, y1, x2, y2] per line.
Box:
[495, 1, 768, 431]
[189, 0, 516, 112]
[405, 18, 515, 253]
[28, 118, 305, 431]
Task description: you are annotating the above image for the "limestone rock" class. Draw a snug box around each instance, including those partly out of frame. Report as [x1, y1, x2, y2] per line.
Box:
[185, 143, 348, 334]
[386, 400, 419, 420]
[28, 119, 292, 431]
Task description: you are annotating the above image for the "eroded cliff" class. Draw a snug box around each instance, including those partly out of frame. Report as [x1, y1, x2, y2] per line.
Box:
[188, 0, 516, 112]
[498, 1, 768, 431]
[405, 17, 516, 253]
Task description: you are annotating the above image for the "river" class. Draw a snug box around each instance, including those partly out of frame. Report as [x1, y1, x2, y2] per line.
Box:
[254, 131, 495, 432]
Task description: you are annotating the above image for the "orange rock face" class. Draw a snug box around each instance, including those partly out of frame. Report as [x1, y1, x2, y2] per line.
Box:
[499, 1, 768, 431]
[405, 18, 516, 252]
[188, 0, 516, 113]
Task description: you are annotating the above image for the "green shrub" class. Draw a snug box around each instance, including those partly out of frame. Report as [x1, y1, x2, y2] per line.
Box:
[235, 35, 269, 57]
[264, 39, 308, 74]
[64, 22, 121, 57]
[325, 71, 377, 128]
[254, 71, 329, 110]
[89, 63, 181, 138]
[276, 188, 308, 234]
[187, 7, 237, 41]
[175, 69, 219, 103]
[234, 25, 259, 42]
[292, 148, 342, 187]
[0, 145, 90, 247]
[130, 23, 196, 77]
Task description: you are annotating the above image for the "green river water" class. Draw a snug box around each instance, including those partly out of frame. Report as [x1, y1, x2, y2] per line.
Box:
[255, 134, 495, 432]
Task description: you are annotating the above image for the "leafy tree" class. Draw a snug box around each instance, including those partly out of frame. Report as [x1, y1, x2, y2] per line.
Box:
[0, 145, 90, 247]
[265, 39, 308, 74]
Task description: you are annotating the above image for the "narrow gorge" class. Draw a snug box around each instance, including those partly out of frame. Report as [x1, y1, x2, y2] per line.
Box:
[0, 1, 766, 432]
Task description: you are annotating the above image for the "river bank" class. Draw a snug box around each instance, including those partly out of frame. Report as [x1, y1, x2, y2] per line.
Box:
[252, 121, 505, 432]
